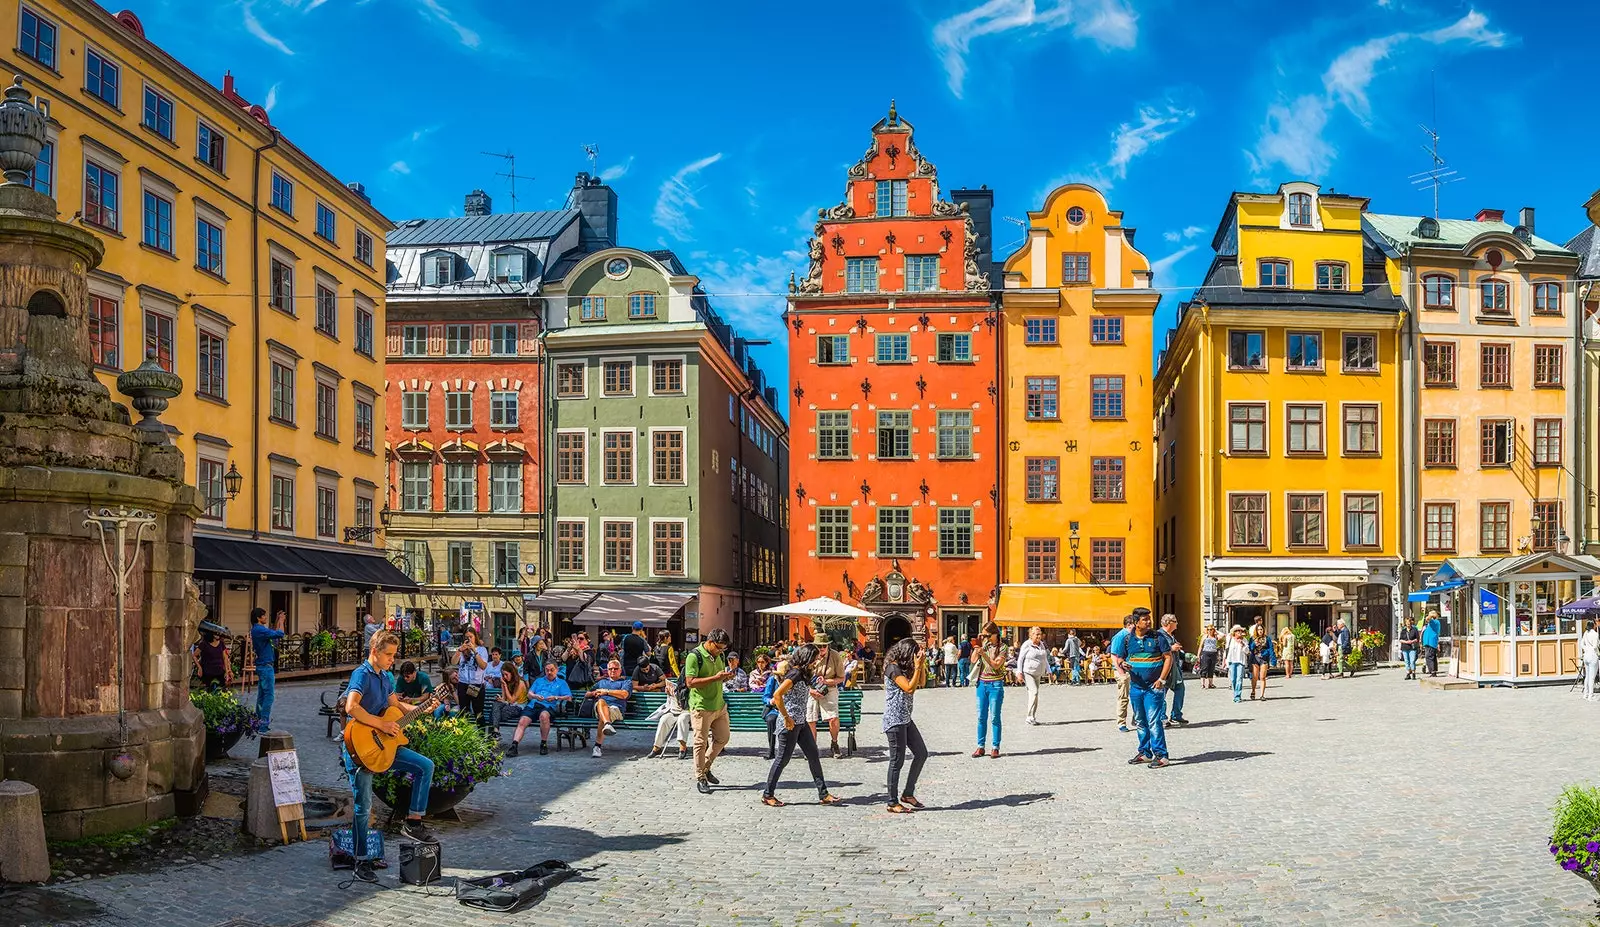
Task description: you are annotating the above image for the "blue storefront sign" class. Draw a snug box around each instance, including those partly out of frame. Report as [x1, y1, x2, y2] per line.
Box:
[1479, 587, 1499, 617]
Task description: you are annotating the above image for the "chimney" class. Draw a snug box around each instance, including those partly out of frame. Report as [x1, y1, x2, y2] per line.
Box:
[1474, 208, 1504, 223]
[1518, 206, 1535, 235]
[568, 172, 618, 252]
[464, 190, 492, 216]
[951, 186, 995, 286]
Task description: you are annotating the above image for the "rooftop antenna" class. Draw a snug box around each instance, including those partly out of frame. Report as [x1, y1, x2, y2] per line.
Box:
[481, 150, 536, 211]
[582, 144, 599, 174]
[1408, 71, 1464, 219]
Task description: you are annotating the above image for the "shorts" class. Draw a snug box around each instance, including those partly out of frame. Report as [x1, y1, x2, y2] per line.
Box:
[521, 702, 558, 720]
[805, 687, 840, 722]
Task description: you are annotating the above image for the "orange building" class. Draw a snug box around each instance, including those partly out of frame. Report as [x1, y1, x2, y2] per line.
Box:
[785, 103, 999, 650]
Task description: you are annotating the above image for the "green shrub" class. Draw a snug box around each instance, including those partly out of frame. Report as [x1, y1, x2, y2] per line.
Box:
[1550, 784, 1600, 877]
[374, 714, 504, 806]
[308, 631, 336, 655]
[188, 688, 263, 738]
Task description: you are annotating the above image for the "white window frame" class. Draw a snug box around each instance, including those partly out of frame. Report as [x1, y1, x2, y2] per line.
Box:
[646, 354, 687, 397]
[600, 428, 638, 486]
[648, 427, 688, 486]
[555, 518, 589, 575]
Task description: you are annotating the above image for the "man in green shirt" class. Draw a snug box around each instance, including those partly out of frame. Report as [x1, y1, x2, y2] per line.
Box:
[684, 628, 734, 794]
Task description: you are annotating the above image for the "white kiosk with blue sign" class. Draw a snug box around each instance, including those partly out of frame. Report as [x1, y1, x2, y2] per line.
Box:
[1424, 552, 1600, 686]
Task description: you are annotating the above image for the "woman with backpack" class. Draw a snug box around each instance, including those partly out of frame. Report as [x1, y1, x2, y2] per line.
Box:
[761, 644, 841, 807]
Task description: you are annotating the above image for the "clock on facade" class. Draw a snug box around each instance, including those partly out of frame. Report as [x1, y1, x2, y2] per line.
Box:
[605, 257, 631, 279]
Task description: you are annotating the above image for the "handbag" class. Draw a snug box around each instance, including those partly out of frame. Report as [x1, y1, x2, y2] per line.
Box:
[456, 859, 576, 913]
[399, 841, 442, 885]
[328, 826, 386, 869]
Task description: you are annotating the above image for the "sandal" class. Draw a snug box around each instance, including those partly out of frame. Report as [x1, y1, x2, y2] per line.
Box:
[899, 795, 924, 809]
[887, 803, 914, 813]
[818, 794, 842, 805]
[760, 795, 785, 807]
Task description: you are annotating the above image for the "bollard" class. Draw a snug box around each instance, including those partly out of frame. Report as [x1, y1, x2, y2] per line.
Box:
[258, 730, 294, 758]
[0, 780, 50, 883]
[244, 758, 281, 839]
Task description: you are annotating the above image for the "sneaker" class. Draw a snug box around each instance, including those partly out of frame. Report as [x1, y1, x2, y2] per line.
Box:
[1118, 725, 1131, 733]
[1172, 717, 1189, 725]
[592, 745, 602, 758]
[1128, 754, 1151, 765]
[1234, 696, 1242, 703]
[989, 749, 1000, 759]
[602, 723, 617, 737]
[1148, 757, 1170, 769]
[971, 747, 986, 758]
[400, 819, 439, 844]
[830, 743, 841, 759]
[647, 746, 663, 759]
[352, 859, 379, 883]
[705, 771, 720, 785]
[539, 742, 548, 756]
[677, 745, 688, 760]
[696, 778, 712, 794]
[506, 742, 519, 757]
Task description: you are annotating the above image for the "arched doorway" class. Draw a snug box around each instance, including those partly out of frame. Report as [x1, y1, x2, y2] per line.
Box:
[881, 615, 912, 652]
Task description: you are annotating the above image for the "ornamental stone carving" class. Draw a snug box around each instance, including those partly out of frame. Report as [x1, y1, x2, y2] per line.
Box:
[823, 203, 856, 221]
[798, 236, 826, 294]
[932, 199, 967, 218]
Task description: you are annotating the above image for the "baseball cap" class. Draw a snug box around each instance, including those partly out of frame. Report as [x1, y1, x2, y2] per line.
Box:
[632, 620, 644, 630]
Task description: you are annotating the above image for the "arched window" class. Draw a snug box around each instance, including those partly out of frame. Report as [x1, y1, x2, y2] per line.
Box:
[1287, 192, 1313, 227]
[1533, 281, 1562, 315]
[1479, 278, 1510, 315]
[1421, 274, 1454, 309]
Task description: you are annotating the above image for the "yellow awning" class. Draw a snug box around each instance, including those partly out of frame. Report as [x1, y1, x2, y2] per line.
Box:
[993, 585, 1153, 629]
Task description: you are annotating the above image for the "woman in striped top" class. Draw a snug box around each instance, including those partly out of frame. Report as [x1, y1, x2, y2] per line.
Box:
[972, 623, 1008, 758]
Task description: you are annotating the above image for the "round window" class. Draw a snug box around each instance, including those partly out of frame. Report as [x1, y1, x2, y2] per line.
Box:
[604, 257, 631, 279]
[1066, 206, 1086, 224]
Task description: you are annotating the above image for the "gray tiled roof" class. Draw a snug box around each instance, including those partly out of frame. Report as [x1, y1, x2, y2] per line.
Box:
[1365, 213, 1573, 256]
[385, 209, 581, 297]
[1565, 225, 1600, 277]
[1189, 256, 1405, 314]
[385, 210, 579, 247]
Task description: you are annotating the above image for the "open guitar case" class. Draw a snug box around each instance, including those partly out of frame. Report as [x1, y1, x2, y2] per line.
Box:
[455, 860, 577, 912]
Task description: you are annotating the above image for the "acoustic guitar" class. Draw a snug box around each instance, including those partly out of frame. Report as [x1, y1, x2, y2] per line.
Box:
[342, 689, 442, 773]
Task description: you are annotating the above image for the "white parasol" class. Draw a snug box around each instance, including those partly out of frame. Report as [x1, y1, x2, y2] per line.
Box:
[757, 596, 878, 619]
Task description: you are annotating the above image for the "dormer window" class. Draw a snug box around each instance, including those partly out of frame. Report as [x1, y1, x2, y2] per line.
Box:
[875, 180, 907, 218]
[490, 249, 526, 284]
[423, 251, 456, 286]
[1287, 192, 1313, 227]
[1259, 260, 1289, 288]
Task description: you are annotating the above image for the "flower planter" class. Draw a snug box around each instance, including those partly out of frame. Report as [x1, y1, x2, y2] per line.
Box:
[375, 778, 474, 817]
[1298, 656, 1310, 674]
[205, 726, 244, 760]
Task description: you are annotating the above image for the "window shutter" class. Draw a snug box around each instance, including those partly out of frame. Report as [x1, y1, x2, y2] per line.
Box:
[472, 323, 490, 355]
[518, 322, 538, 356]
[427, 324, 445, 355]
[386, 324, 402, 356]
[423, 256, 438, 286]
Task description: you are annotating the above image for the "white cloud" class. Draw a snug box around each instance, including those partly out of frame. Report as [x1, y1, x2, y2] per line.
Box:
[1149, 245, 1197, 282]
[1322, 35, 1402, 118]
[303, 0, 329, 10]
[1107, 104, 1195, 178]
[653, 153, 724, 242]
[931, 0, 1134, 99]
[697, 249, 805, 340]
[390, 161, 411, 175]
[263, 82, 281, 113]
[1163, 225, 1205, 242]
[1247, 95, 1334, 179]
[1423, 9, 1505, 46]
[241, 3, 293, 55]
[599, 156, 633, 182]
[415, 0, 480, 48]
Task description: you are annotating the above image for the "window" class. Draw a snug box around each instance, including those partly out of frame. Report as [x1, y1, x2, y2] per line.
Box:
[312, 202, 336, 242]
[628, 293, 657, 318]
[876, 411, 911, 459]
[400, 461, 431, 511]
[1286, 404, 1324, 455]
[270, 475, 294, 530]
[817, 508, 851, 556]
[1344, 494, 1379, 548]
[1286, 332, 1321, 370]
[1533, 501, 1562, 551]
[1479, 279, 1510, 314]
[875, 333, 909, 363]
[30, 139, 51, 196]
[355, 305, 374, 357]
[354, 398, 373, 451]
[1025, 538, 1058, 583]
[354, 495, 373, 538]
[197, 122, 225, 172]
[269, 258, 293, 313]
[1422, 341, 1456, 387]
[85, 49, 118, 106]
[1024, 318, 1057, 344]
[447, 542, 473, 585]
[1024, 376, 1058, 420]
[651, 358, 684, 394]
[1228, 403, 1266, 454]
[1343, 333, 1377, 372]
[490, 391, 518, 428]
[1090, 376, 1124, 419]
[602, 522, 635, 574]
[490, 461, 522, 513]
[1314, 262, 1345, 291]
[1090, 457, 1125, 501]
[652, 522, 686, 575]
[444, 324, 471, 355]
[905, 255, 940, 292]
[492, 541, 520, 586]
[936, 411, 972, 459]
[1287, 192, 1313, 226]
[19, 7, 57, 68]
[652, 430, 685, 483]
[1228, 330, 1265, 369]
[1025, 457, 1059, 502]
[198, 459, 225, 521]
[355, 228, 374, 267]
[875, 179, 907, 217]
[314, 284, 336, 336]
[1534, 344, 1564, 387]
[316, 486, 336, 538]
[197, 330, 225, 399]
[269, 361, 294, 423]
[445, 391, 472, 429]
[1288, 494, 1324, 547]
[937, 508, 973, 557]
[315, 381, 336, 439]
[1480, 343, 1511, 388]
[401, 391, 427, 429]
[817, 411, 851, 459]
[1480, 418, 1514, 467]
[1423, 419, 1456, 467]
[556, 363, 586, 398]
[1258, 260, 1289, 288]
[1230, 494, 1267, 548]
[1480, 502, 1510, 552]
[1534, 418, 1562, 467]
[1424, 503, 1456, 553]
[444, 462, 476, 512]
[401, 325, 426, 356]
[399, 539, 431, 582]
[557, 522, 587, 573]
[817, 334, 849, 365]
[196, 218, 224, 275]
[602, 360, 633, 396]
[270, 172, 293, 214]
[1091, 317, 1123, 344]
[579, 296, 606, 321]
[89, 295, 118, 368]
[1422, 274, 1454, 309]
[489, 323, 517, 356]
[491, 251, 524, 284]
[83, 161, 118, 229]
[138, 86, 175, 141]
[143, 312, 174, 372]
[1534, 282, 1562, 315]
[1061, 253, 1091, 284]
[846, 257, 878, 293]
[1090, 538, 1124, 583]
[877, 507, 911, 557]
[936, 332, 971, 362]
[1342, 405, 1378, 455]
[556, 433, 586, 483]
[603, 432, 635, 483]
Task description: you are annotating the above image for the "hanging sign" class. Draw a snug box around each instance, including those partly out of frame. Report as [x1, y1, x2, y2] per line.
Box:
[1479, 587, 1500, 618]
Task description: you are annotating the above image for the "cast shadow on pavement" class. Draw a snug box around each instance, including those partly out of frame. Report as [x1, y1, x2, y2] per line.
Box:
[1177, 750, 1272, 765]
[1035, 718, 1116, 726]
[997, 746, 1102, 757]
[916, 792, 1054, 811]
[1176, 718, 1250, 729]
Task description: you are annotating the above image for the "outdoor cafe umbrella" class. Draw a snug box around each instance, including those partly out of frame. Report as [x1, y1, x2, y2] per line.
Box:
[757, 596, 878, 619]
[1559, 595, 1600, 616]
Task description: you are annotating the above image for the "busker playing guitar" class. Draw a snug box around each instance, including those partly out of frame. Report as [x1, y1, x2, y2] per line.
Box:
[341, 629, 440, 884]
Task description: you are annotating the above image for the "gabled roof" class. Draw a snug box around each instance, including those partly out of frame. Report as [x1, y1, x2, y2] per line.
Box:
[385, 209, 579, 248]
[1187, 255, 1405, 314]
[1564, 224, 1600, 278]
[1364, 213, 1573, 257]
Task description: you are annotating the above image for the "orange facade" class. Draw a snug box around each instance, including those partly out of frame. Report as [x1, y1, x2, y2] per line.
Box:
[786, 105, 999, 648]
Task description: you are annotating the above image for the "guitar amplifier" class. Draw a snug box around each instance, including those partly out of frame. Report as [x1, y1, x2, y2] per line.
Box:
[400, 841, 442, 885]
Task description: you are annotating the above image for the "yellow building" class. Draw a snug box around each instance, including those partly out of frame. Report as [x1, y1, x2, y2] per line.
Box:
[994, 184, 1159, 640]
[1154, 183, 1406, 643]
[2, 0, 412, 636]
[1567, 192, 1600, 557]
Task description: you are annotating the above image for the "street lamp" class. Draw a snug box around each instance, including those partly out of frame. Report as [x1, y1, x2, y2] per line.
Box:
[1068, 521, 1082, 572]
[202, 462, 243, 510]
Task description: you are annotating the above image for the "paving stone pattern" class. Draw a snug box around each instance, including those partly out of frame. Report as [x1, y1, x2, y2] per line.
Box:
[8, 673, 1599, 927]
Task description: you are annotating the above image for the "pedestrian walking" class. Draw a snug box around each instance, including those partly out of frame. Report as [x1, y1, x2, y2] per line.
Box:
[1014, 626, 1050, 725]
[1336, 618, 1354, 677]
[806, 633, 849, 758]
[957, 636, 973, 687]
[1064, 630, 1084, 685]
[1278, 624, 1297, 679]
[760, 644, 840, 808]
[1421, 611, 1441, 677]
[972, 623, 1007, 757]
[1582, 618, 1599, 701]
[1398, 617, 1420, 680]
[361, 612, 380, 653]
[1320, 629, 1335, 678]
[1112, 614, 1137, 732]
[942, 636, 960, 687]
[1196, 626, 1219, 689]
[882, 637, 929, 813]
[191, 628, 231, 690]
[1225, 625, 1249, 702]
[685, 628, 734, 794]
[1110, 610, 1173, 768]
[1160, 614, 1188, 726]
[1248, 624, 1275, 700]
[249, 607, 284, 728]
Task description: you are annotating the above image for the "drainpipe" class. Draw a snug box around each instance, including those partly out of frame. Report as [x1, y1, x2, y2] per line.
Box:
[992, 291, 1003, 631]
[248, 129, 281, 541]
[1403, 253, 1420, 617]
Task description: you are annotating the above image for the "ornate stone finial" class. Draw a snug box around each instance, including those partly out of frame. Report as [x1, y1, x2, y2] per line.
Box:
[887, 98, 898, 125]
[118, 350, 183, 444]
[0, 76, 46, 186]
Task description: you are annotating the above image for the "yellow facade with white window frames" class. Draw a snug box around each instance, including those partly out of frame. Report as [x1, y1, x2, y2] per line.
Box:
[1, 0, 404, 635]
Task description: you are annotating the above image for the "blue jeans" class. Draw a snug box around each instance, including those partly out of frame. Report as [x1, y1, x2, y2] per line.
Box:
[1168, 674, 1186, 720]
[943, 664, 959, 687]
[1070, 662, 1081, 685]
[975, 679, 1004, 748]
[255, 664, 275, 727]
[344, 745, 433, 861]
[957, 659, 970, 686]
[1402, 649, 1417, 673]
[1130, 685, 1168, 759]
[1229, 663, 1247, 699]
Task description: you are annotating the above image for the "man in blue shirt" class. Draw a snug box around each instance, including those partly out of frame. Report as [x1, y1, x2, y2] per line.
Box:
[1110, 613, 1139, 732]
[957, 637, 973, 687]
[1110, 610, 1174, 768]
[1336, 618, 1354, 677]
[248, 608, 285, 728]
[584, 659, 632, 758]
[510, 660, 573, 757]
[1421, 611, 1442, 677]
[342, 629, 437, 884]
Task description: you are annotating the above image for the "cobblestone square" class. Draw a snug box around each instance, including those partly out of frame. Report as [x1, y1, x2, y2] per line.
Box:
[8, 671, 1598, 927]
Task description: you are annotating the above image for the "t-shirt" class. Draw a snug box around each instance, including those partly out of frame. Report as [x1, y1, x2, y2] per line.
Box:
[529, 675, 573, 711]
[250, 624, 285, 667]
[485, 660, 504, 684]
[346, 661, 394, 718]
[958, 641, 972, 660]
[942, 642, 958, 664]
[593, 676, 632, 710]
[778, 667, 812, 721]
[621, 633, 649, 673]
[1399, 626, 1420, 650]
[684, 647, 728, 713]
[457, 645, 489, 685]
[1110, 630, 1171, 688]
[396, 671, 434, 698]
[632, 662, 664, 689]
[195, 639, 227, 676]
[1421, 619, 1441, 648]
[882, 660, 914, 731]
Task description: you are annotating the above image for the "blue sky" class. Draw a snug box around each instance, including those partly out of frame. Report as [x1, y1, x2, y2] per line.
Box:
[129, 0, 1600, 399]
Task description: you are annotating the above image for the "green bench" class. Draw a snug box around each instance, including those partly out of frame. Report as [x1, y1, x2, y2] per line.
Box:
[514, 687, 864, 754]
[724, 688, 864, 755]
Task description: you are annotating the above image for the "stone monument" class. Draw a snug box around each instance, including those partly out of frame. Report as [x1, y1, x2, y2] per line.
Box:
[0, 76, 205, 839]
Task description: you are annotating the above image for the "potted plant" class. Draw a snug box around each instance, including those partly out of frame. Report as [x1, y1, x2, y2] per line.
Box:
[1549, 784, 1600, 896]
[188, 688, 265, 760]
[403, 627, 426, 653]
[1292, 623, 1317, 675]
[374, 714, 504, 817]
[309, 630, 336, 658]
[1357, 629, 1387, 669]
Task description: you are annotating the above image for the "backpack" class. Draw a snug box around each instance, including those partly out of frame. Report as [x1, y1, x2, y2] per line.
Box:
[566, 653, 594, 688]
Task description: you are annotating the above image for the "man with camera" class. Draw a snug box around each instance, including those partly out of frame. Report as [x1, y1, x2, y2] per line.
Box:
[249, 607, 286, 728]
[806, 632, 849, 759]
